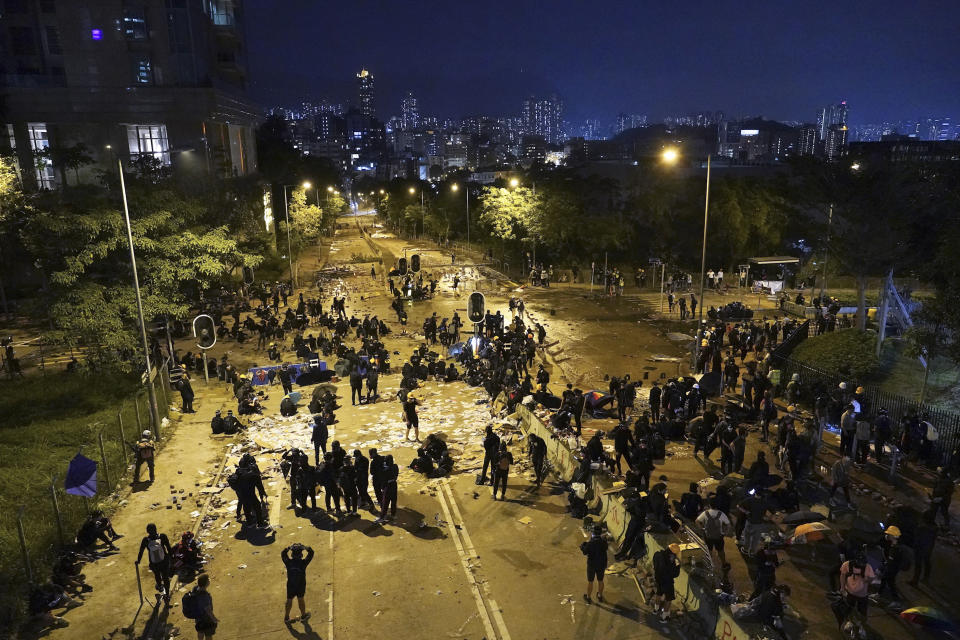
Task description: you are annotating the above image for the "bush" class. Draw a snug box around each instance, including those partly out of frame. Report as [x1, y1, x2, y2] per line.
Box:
[791, 329, 880, 380]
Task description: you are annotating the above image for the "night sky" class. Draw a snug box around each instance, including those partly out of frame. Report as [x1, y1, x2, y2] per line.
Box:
[245, 0, 960, 125]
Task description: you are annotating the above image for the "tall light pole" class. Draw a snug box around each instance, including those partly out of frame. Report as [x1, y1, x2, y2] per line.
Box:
[662, 148, 711, 365]
[820, 204, 833, 303]
[118, 160, 161, 434]
[451, 183, 470, 245]
[409, 185, 424, 238]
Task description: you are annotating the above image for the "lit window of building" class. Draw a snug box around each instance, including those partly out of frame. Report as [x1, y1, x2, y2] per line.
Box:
[126, 124, 170, 165]
[27, 123, 55, 189]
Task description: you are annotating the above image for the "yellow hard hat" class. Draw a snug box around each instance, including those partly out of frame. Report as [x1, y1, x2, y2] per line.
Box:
[856, 386, 864, 394]
[701, 339, 709, 347]
[885, 526, 901, 537]
[668, 543, 681, 555]
[787, 405, 796, 413]
[270, 342, 276, 346]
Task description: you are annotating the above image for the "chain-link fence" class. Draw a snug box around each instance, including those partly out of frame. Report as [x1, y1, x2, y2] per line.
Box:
[1, 360, 173, 632]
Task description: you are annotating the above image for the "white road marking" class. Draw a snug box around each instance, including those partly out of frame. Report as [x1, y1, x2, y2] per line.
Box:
[440, 479, 512, 640]
[436, 480, 499, 639]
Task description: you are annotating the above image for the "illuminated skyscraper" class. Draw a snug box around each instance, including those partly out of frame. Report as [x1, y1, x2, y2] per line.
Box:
[401, 91, 418, 131]
[523, 95, 564, 144]
[357, 68, 375, 117]
[816, 101, 848, 141]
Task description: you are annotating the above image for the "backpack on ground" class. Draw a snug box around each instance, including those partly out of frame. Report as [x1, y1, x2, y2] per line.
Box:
[147, 537, 166, 564]
[181, 587, 202, 619]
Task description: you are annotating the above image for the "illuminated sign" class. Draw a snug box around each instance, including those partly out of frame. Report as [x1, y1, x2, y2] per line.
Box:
[91, 28, 103, 40]
[740, 129, 759, 136]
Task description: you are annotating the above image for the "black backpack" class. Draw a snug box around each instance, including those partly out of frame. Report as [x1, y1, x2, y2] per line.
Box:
[182, 587, 203, 619]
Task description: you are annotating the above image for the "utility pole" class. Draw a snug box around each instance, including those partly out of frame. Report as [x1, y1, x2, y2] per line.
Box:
[118, 161, 161, 434]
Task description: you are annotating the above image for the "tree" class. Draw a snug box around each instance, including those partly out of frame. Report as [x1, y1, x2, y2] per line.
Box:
[20, 186, 262, 368]
[48, 143, 94, 186]
[477, 186, 539, 245]
[286, 187, 325, 242]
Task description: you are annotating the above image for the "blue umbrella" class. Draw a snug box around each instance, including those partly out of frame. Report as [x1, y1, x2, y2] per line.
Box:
[65, 454, 98, 497]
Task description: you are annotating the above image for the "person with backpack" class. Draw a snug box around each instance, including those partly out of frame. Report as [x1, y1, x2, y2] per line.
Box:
[581, 525, 608, 604]
[678, 483, 703, 520]
[528, 433, 548, 488]
[281, 543, 314, 623]
[135, 523, 172, 602]
[759, 391, 777, 443]
[652, 544, 681, 622]
[132, 430, 156, 484]
[492, 442, 513, 500]
[182, 573, 217, 638]
[210, 409, 225, 435]
[375, 454, 399, 523]
[839, 553, 875, 620]
[696, 498, 732, 565]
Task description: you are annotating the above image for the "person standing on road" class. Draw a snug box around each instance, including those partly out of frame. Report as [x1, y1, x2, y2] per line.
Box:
[366, 366, 379, 403]
[910, 510, 937, 585]
[696, 499, 731, 566]
[376, 454, 399, 523]
[839, 554, 875, 621]
[135, 523, 172, 602]
[401, 391, 421, 441]
[282, 544, 314, 624]
[349, 366, 363, 405]
[649, 382, 662, 423]
[178, 374, 196, 413]
[930, 468, 954, 528]
[278, 364, 294, 396]
[193, 574, 218, 639]
[581, 525, 608, 604]
[353, 449, 373, 508]
[480, 425, 500, 485]
[652, 544, 681, 622]
[492, 442, 513, 500]
[611, 421, 635, 476]
[132, 430, 156, 484]
[311, 413, 329, 466]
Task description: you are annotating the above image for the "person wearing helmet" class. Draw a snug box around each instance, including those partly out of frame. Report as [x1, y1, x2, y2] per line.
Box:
[878, 526, 911, 601]
[132, 431, 156, 484]
[785, 373, 800, 405]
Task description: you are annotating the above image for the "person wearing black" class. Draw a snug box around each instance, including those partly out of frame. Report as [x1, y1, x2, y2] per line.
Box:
[694, 408, 718, 457]
[678, 482, 703, 520]
[402, 392, 421, 441]
[586, 431, 604, 462]
[910, 510, 937, 585]
[376, 454, 399, 523]
[366, 366, 379, 403]
[930, 468, 954, 528]
[340, 457, 360, 515]
[210, 409, 225, 435]
[178, 375, 195, 413]
[653, 544, 681, 621]
[222, 410, 242, 435]
[630, 441, 654, 490]
[573, 389, 586, 435]
[353, 450, 373, 508]
[750, 541, 780, 599]
[282, 544, 314, 623]
[481, 426, 500, 485]
[318, 453, 342, 516]
[616, 493, 648, 561]
[135, 523, 172, 602]
[746, 451, 770, 490]
[278, 363, 294, 396]
[492, 442, 513, 500]
[581, 525, 608, 604]
[718, 422, 738, 475]
[753, 584, 790, 638]
[528, 433, 548, 487]
[649, 382, 662, 422]
[311, 414, 329, 466]
[369, 448, 385, 510]
[611, 422, 635, 476]
[192, 574, 217, 639]
[349, 366, 363, 405]
[873, 409, 892, 464]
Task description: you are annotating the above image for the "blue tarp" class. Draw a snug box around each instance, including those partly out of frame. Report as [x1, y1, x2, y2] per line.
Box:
[65, 454, 98, 497]
[247, 360, 326, 386]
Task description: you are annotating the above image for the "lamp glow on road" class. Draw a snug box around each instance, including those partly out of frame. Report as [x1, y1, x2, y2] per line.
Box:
[662, 148, 679, 164]
[509, 178, 519, 188]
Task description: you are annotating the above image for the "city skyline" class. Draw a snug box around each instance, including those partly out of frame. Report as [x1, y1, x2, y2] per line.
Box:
[245, 0, 960, 126]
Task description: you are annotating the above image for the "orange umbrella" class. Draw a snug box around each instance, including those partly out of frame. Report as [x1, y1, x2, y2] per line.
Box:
[788, 521, 832, 544]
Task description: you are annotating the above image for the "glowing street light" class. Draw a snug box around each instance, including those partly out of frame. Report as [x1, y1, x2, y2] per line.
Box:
[408, 186, 416, 194]
[379, 189, 385, 195]
[661, 147, 679, 164]
[302, 181, 312, 189]
[509, 178, 520, 188]
[850, 163, 861, 171]
[451, 183, 470, 244]
[450, 183, 459, 192]
[327, 186, 335, 192]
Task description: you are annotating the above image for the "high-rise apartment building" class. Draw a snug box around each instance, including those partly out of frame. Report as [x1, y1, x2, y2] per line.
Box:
[400, 91, 418, 131]
[523, 95, 564, 145]
[0, 0, 259, 189]
[816, 101, 848, 141]
[823, 124, 849, 161]
[357, 68, 375, 117]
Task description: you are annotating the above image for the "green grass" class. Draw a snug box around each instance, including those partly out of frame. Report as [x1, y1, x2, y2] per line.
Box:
[0, 372, 160, 630]
[872, 339, 960, 412]
[792, 329, 880, 380]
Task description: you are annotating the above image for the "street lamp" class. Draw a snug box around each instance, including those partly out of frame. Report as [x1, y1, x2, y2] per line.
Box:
[452, 183, 470, 245]
[281, 181, 312, 287]
[509, 177, 520, 188]
[662, 147, 711, 366]
[409, 185, 424, 237]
